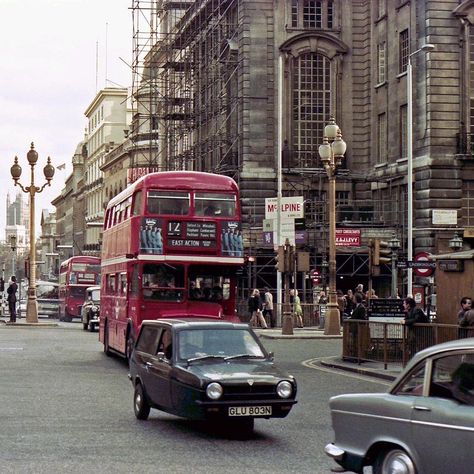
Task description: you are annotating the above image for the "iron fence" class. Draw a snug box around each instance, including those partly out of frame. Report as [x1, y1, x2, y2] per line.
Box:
[343, 320, 474, 369]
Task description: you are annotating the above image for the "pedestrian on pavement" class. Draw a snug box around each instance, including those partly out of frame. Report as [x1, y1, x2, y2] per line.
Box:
[290, 289, 304, 328]
[7, 276, 18, 323]
[337, 289, 347, 323]
[402, 297, 429, 357]
[262, 287, 275, 328]
[348, 292, 367, 358]
[457, 296, 472, 322]
[345, 289, 354, 317]
[248, 288, 267, 329]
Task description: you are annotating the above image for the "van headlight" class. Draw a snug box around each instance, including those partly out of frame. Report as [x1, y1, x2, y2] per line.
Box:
[276, 381, 293, 399]
[91, 306, 98, 313]
[206, 382, 223, 400]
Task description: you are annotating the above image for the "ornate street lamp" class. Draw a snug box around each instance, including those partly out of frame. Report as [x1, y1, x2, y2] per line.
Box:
[319, 117, 346, 335]
[10, 143, 55, 323]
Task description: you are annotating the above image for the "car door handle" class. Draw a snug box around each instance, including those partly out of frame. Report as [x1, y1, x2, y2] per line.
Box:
[414, 405, 431, 412]
[145, 362, 153, 370]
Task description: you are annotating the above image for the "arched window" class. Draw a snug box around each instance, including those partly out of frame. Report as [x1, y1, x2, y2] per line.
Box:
[292, 52, 331, 167]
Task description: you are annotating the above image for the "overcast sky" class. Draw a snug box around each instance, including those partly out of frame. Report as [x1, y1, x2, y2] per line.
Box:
[0, 0, 132, 237]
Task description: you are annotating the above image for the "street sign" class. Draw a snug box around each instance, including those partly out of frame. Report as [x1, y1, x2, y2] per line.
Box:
[412, 251, 435, 277]
[265, 196, 304, 219]
[407, 261, 436, 269]
[335, 228, 361, 247]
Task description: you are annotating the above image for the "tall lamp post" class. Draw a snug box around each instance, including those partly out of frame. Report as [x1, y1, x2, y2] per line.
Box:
[407, 43, 435, 297]
[319, 117, 346, 335]
[10, 235, 17, 278]
[10, 143, 55, 323]
[388, 236, 401, 298]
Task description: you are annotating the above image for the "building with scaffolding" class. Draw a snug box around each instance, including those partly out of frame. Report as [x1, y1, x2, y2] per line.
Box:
[55, 1, 474, 312]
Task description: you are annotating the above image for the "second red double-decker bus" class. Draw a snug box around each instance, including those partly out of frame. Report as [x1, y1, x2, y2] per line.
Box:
[58, 256, 101, 321]
[99, 171, 244, 359]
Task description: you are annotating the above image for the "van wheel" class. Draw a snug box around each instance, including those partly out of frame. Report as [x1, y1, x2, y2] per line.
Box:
[88, 321, 95, 332]
[134, 383, 150, 420]
[82, 322, 88, 330]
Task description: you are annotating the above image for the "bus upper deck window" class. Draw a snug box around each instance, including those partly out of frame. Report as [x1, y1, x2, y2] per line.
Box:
[195, 193, 236, 217]
[147, 191, 190, 215]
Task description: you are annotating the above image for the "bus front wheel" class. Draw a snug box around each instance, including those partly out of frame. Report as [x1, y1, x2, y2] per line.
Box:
[104, 324, 112, 356]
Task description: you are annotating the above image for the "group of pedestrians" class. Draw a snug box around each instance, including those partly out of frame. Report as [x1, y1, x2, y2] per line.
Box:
[248, 287, 304, 329]
[248, 288, 273, 329]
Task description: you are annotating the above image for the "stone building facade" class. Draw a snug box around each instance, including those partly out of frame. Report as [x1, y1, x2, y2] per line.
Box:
[46, 0, 474, 298]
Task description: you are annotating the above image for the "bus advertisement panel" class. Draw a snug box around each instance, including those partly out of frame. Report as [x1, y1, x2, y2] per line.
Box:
[99, 171, 244, 359]
[58, 256, 101, 322]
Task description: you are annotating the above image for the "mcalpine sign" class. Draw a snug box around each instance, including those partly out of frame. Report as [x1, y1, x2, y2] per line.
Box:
[265, 196, 304, 219]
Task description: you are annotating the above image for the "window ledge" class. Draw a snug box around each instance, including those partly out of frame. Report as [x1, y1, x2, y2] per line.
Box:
[396, 0, 410, 11]
[375, 81, 387, 89]
[396, 71, 408, 80]
[374, 14, 387, 25]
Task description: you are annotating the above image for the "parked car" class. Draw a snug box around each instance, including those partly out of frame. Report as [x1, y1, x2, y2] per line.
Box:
[325, 338, 474, 474]
[128, 319, 297, 432]
[81, 286, 100, 332]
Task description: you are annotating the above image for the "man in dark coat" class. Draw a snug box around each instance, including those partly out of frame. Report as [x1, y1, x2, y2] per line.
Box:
[348, 292, 367, 358]
[6, 276, 18, 323]
[402, 297, 429, 356]
[460, 309, 474, 338]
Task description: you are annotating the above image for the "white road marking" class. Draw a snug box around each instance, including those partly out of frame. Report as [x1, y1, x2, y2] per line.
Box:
[0, 347, 24, 351]
[302, 357, 391, 386]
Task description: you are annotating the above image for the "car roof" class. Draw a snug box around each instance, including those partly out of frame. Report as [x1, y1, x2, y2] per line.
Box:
[140, 319, 249, 331]
[391, 337, 474, 387]
[413, 337, 474, 360]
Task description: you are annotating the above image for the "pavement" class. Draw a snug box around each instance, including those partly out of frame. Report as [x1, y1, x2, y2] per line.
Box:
[255, 326, 403, 382]
[0, 316, 58, 327]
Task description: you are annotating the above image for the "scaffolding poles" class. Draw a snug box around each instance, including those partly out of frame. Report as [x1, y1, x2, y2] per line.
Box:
[130, 0, 242, 176]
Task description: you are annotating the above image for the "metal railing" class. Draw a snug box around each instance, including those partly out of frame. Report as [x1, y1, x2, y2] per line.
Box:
[343, 320, 474, 369]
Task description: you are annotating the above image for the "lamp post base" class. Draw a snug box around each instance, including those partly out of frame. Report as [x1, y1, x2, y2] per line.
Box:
[25, 298, 39, 324]
[281, 312, 294, 335]
[324, 303, 341, 335]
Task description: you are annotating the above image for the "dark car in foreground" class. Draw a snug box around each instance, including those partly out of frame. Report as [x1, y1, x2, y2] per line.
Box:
[128, 319, 297, 431]
[81, 286, 100, 332]
[325, 338, 474, 474]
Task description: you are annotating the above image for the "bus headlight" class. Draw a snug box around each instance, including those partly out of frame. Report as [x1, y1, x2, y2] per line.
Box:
[276, 381, 293, 399]
[206, 382, 223, 400]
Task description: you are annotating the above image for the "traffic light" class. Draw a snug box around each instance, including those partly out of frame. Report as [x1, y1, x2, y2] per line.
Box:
[275, 246, 285, 272]
[373, 239, 391, 266]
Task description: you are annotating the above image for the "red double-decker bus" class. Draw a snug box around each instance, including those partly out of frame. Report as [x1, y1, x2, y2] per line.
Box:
[58, 256, 101, 322]
[99, 171, 244, 359]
